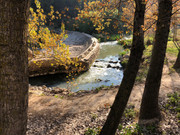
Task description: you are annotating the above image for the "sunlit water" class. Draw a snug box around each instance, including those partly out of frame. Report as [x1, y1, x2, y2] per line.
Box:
[29, 43, 124, 92]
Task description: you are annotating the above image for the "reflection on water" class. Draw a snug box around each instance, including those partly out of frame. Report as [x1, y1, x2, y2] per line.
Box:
[29, 43, 124, 92]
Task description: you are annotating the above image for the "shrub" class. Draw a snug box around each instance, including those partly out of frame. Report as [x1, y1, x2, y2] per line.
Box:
[118, 39, 132, 48]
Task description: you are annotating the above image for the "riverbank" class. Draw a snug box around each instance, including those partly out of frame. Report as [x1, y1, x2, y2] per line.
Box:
[27, 51, 180, 134]
[29, 42, 124, 92]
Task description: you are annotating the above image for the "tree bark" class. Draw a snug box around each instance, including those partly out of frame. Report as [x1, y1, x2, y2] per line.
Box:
[139, 0, 172, 124]
[100, 1, 146, 135]
[0, 0, 30, 135]
[173, 50, 180, 69]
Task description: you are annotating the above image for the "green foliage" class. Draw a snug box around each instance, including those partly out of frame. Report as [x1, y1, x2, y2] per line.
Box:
[168, 36, 173, 41]
[60, 96, 64, 99]
[40, 93, 45, 96]
[74, 18, 96, 34]
[93, 34, 121, 42]
[85, 127, 101, 135]
[117, 106, 137, 134]
[118, 123, 158, 135]
[93, 84, 114, 93]
[168, 66, 176, 74]
[135, 68, 148, 82]
[166, 92, 180, 112]
[119, 49, 130, 57]
[143, 45, 153, 58]
[94, 85, 106, 93]
[118, 39, 132, 48]
[91, 113, 98, 120]
[118, 123, 139, 135]
[124, 107, 136, 118]
[107, 34, 120, 41]
[166, 41, 179, 56]
[165, 92, 180, 123]
[137, 124, 158, 134]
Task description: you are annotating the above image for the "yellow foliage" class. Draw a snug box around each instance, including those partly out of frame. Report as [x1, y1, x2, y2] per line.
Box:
[76, 0, 118, 33]
[28, 0, 82, 73]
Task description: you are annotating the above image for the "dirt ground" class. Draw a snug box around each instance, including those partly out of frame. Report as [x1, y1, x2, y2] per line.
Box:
[27, 55, 180, 135]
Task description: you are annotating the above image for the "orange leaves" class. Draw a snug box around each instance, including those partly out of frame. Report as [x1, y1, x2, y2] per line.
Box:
[76, 0, 118, 33]
[75, 17, 79, 20]
[141, 0, 148, 4]
[61, 11, 65, 14]
[104, 103, 111, 108]
[141, 25, 146, 31]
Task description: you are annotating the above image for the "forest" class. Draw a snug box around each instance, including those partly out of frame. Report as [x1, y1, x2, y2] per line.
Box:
[0, 0, 180, 135]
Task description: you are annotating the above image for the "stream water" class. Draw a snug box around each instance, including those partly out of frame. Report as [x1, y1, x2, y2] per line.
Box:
[29, 42, 124, 92]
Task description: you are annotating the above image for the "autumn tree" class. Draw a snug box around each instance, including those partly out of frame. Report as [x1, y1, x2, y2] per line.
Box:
[74, 0, 158, 41]
[28, 0, 83, 77]
[74, 0, 129, 38]
[139, 0, 172, 124]
[100, 0, 146, 134]
[28, 0, 69, 58]
[0, 0, 30, 134]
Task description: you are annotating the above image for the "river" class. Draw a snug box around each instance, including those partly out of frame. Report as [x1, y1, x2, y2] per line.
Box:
[29, 42, 124, 92]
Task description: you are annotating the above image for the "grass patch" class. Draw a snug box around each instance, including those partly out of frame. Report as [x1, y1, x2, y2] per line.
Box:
[166, 41, 179, 56]
[118, 39, 132, 48]
[135, 40, 178, 82]
[93, 84, 114, 93]
[120, 37, 179, 82]
[85, 127, 101, 135]
[118, 123, 159, 135]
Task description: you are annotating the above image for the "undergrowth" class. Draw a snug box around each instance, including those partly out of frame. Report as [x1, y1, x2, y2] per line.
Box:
[165, 92, 180, 122]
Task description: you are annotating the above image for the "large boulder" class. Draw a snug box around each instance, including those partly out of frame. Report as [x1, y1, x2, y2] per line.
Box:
[28, 31, 100, 77]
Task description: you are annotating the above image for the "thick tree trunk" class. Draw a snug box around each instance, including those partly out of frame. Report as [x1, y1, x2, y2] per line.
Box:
[173, 51, 180, 69]
[100, 1, 146, 135]
[0, 0, 30, 135]
[139, 0, 172, 124]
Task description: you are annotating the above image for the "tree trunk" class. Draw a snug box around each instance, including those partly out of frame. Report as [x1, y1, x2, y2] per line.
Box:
[0, 0, 30, 135]
[173, 50, 180, 69]
[139, 0, 172, 124]
[100, 1, 146, 135]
